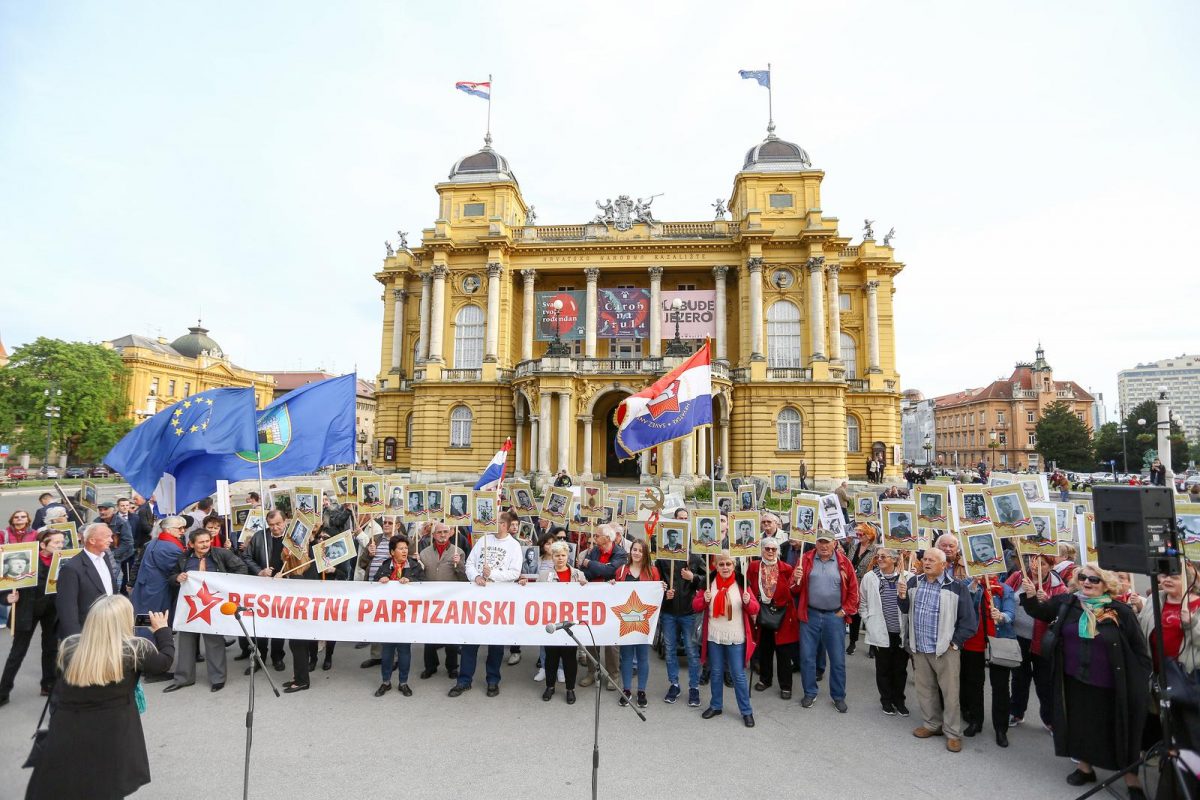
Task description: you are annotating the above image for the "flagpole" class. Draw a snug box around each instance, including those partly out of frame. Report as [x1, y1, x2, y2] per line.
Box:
[486, 73, 493, 145]
[767, 63, 774, 134]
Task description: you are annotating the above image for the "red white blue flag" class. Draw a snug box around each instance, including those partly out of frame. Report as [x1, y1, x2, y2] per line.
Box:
[613, 342, 713, 460]
[455, 81, 491, 100]
[474, 438, 512, 491]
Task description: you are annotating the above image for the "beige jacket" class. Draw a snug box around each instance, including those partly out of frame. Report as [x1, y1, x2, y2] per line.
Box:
[418, 542, 467, 582]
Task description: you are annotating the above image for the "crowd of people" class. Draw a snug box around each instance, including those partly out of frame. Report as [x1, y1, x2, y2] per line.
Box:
[1, 479, 1191, 800]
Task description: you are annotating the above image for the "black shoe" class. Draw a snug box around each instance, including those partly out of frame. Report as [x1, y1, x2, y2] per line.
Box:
[542, 687, 555, 701]
[995, 730, 1009, 748]
[895, 703, 910, 717]
[753, 681, 770, 692]
[448, 684, 470, 697]
[780, 689, 792, 700]
[374, 683, 391, 697]
[963, 721, 981, 737]
[234, 651, 252, 661]
[701, 707, 722, 719]
[243, 666, 253, 676]
[882, 703, 897, 716]
[486, 683, 500, 697]
[566, 690, 576, 704]
[447, 668, 459, 679]
[833, 699, 848, 713]
[0, 694, 9, 707]
[420, 669, 437, 680]
[816, 671, 825, 682]
[307, 658, 317, 673]
[846, 643, 856, 655]
[743, 714, 755, 728]
[1065, 769, 1096, 786]
[637, 691, 647, 708]
[210, 683, 224, 693]
[360, 658, 382, 669]
[397, 684, 412, 697]
[723, 673, 733, 688]
[619, 689, 631, 707]
[163, 683, 190, 693]
[283, 681, 310, 693]
[322, 655, 333, 671]
[272, 660, 285, 672]
[1127, 788, 1148, 800]
[801, 695, 816, 708]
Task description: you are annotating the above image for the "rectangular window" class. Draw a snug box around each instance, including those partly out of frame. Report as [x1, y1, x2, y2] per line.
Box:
[999, 433, 1008, 445]
[839, 293, 851, 311]
[556, 285, 576, 292]
[1027, 411, 1035, 423]
[167, 380, 176, 396]
[676, 284, 696, 291]
[183, 382, 191, 396]
[150, 377, 159, 395]
[768, 193, 794, 208]
[1028, 433, 1037, 446]
[462, 202, 485, 217]
[1000, 453, 1008, 468]
[997, 411, 1005, 424]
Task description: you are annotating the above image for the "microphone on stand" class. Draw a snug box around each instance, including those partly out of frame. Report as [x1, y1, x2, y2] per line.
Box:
[545, 621, 575, 633]
[220, 601, 249, 616]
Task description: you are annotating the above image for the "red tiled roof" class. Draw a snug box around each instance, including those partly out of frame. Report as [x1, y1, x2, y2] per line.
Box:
[266, 371, 375, 399]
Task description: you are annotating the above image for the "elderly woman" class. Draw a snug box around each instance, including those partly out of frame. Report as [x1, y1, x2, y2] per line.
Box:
[858, 547, 911, 715]
[960, 573, 1018, 746]
[4, 509, 38, 544]
[371, 536, 425, 697]
[0, 527, 65, 705]
[746, 536, 799, 699]
[536, 539, 587, 704]
[693, 553, 760, 727]
[1021, 566, 1150, 795]
[845, 523, 879, 654]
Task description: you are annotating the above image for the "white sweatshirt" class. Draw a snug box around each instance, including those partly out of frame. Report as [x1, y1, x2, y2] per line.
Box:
[464, 534, 523, 584]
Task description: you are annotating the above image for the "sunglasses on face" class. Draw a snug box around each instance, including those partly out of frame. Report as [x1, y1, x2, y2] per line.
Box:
[762, 547, 779, 552]
[1079, 575, 1103, 585]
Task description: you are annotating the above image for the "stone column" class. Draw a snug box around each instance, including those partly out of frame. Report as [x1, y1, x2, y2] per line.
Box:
[584, 268, 599, 359]
[529, 417, 540, 474]
[427, 264, 448, 363]
[747, 257, 764, 360]
[581, 417, 593, 479]
[826, 264, 842, 363]
[514, 416, 525, 474]
[639, 451, 651, 482]
[521, 269, 536, 362]
[866, 280, 881, 373]
[648, 266, 663, 358]
[484, 262, 502, 362]
[680, 432, 695, 479]
[417, 272, 432, 363]
[661, 441, 675, 479]
[557, 391, 572, 474]
[696, 429, 708, 477]
[721, 420, 730, 469]
[712, 265, 728, 362]
[538, 393, 552, 476]
[389, 287, 407, 372]
[806, 256, 826, 361]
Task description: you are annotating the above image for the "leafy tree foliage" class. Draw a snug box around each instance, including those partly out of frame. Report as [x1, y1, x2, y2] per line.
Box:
[1123, 400, 1190, 472]
[1034, 401, 1093, 470]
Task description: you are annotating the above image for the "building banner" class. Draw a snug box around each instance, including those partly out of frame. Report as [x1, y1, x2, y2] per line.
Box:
[174, 572, 663, 646]
[535, 290, 586, 341]
[596, 288, 651, 339]
[660, 290, 716, 339]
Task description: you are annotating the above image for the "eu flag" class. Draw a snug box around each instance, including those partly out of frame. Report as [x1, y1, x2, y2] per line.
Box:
[104, 388, 259, 501]
[171, 374, 357, 508]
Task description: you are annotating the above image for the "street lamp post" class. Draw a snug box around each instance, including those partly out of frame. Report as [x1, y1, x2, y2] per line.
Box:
[1118, 421, 1129, 476]
[1157, 386, 1174, 481]
[988, 428, 998, 472]
[664, 297, 690, 357]
[545, 298, 571, 357]
[43, 386, 62, 469]
[922, 434, 932, 467]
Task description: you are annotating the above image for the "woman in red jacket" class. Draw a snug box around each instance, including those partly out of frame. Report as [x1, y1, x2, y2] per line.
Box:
[693, 553, 760, 727]
[746, 536, 799, 699]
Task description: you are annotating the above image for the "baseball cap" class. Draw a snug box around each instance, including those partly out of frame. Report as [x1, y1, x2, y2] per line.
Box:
[815, 533, 834, 542]
[97, 501, 116, 509]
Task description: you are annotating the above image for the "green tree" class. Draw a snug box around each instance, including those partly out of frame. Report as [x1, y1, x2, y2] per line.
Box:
[0, 338, 133, 465]
[1035, 401, 1094, 470]
[1092, 422, 1123, 471]
[1123, 400, 1190, 472]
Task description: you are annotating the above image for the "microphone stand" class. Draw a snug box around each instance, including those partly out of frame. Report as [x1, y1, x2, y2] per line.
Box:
[228, 608, 279, 800]
[562, 622, 645, 800]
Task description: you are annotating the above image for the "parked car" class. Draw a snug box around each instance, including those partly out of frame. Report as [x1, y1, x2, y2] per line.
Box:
[38, 466, 60, 479]
[6, 466, 28, 481]
[64, 466, 87, 479]
[88, 465, 110, 478]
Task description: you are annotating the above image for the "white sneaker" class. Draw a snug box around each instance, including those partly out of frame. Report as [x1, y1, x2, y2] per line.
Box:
[533, 667, 546, 682]
[507, 652, 521, 666]
[557, 667, 565, 684]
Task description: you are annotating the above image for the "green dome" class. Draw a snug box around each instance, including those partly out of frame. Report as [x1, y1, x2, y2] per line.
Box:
[171, 323, 223, 359]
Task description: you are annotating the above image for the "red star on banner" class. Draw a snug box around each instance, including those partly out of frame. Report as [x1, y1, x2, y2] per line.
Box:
[183, 580, 223, 625]
[609, 591, 659, 637]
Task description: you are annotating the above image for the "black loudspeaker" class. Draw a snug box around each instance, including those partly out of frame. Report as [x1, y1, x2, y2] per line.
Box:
[1094, 485, 1177, 575]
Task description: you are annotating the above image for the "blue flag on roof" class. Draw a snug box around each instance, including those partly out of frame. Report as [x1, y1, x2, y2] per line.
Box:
[170, 374, 358, 508]
[104, 388, 259, 502]
[738, 69, 771, 88]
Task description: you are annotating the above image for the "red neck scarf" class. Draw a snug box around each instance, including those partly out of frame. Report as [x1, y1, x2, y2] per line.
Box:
[390, 558, 405, 581]
[435, 542, 448, 558]
[556, 568, 572, 584]
[712, 572, 738, 620]
[39, 550, 53, 566]
[157, 532, 185, 551]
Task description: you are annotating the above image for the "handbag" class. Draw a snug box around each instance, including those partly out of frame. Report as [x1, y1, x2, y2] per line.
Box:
[985, 636, 1022, 669]
[758, 603, 786, 631]
[22, 694, 52, 769]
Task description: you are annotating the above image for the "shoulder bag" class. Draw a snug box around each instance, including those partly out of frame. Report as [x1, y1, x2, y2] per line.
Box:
[982, 586, 1023, 669]
[756, 569, 787, 631]
[22, 694, 52, 769]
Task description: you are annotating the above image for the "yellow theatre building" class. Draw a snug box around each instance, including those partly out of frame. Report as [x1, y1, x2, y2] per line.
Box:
[373, 127, 904, 486]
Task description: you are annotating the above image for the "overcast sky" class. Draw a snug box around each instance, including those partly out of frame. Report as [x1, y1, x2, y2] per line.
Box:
[3, 2, 1196, 421]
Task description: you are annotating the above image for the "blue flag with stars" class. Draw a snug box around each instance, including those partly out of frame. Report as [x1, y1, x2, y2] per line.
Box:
[738, 69, 770, 88]
[104, 388, 259, 502]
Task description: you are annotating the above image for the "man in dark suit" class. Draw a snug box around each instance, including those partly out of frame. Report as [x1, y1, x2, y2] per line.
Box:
[55, 522, 118, 638]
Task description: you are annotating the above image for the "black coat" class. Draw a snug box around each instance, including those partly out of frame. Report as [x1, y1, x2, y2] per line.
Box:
[54, 551, 114, 638]
[25, 626, 175, 800]
[1, 557, 57, 633]
[167, 546, 250, 582]
[372, 557, 424, 583]
[654, 555, 707, 617]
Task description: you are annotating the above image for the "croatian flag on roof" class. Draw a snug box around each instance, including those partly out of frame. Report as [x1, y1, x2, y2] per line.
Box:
[613, 342, 713, 461]
[455, 81, 491, 100]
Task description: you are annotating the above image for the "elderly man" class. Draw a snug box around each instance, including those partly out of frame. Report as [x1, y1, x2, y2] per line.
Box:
[240, 510, 289, 672]
[164, 527, 249, 693]
[419, 522, 467, 679]
[794, 532, 859, 712]
[898, 547, 977, 753]
[55, 522, 118, 637]
[94, 501, 131, 591]
[132, 516, 188, 621]
[934, 532, 968, 583]
[578, 523, 628, 690]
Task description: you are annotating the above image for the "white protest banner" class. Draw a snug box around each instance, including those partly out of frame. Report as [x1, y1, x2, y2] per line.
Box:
[174, 572, 664, 647]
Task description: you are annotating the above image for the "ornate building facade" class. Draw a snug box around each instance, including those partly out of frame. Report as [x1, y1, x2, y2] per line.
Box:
[373, 130, 904, 484]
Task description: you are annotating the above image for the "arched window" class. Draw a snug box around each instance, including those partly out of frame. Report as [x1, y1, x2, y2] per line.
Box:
[453, 305, 484, 369]
[405, 413, 413, 448]
[766, 301, 802, 367]
[450, 406, 473, 448]
[777, 407, 802, 451]
[840, 333, 858, 379]
[847, 415, 861, 453]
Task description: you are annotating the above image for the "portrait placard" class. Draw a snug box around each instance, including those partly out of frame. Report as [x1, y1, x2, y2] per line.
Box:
[292, 485, 319, 524]
[737, 485, 757, 512]
[853, 493, 878, 524]
[879, 501, 919, 551]
[45, 547, 82, 595]
[403, 485, 427, 523]
[1079, 512, 1098, 566]
[1017, 503, 1058, 557]
[790, 497, 819, 543]
[385, 479, 407, 514]
[447, 490, 472, 524]
[956, 485, 990, 528]
[916, 485, 950, 529]
[517, 520, 536, 545]
[80, 480, 99, 512]
[984, 484, 1033, 537]
[770, 471, 791, 497]
[580, 482, 606, 517]
[691, 509, 722, 555]
[541, 487, 571, 523]
[1177, 503, 1200, 562]
[729, 511, 760, 557]
[520, 545, 541, 577]
[1054, 502, 1076, 540]
[241, 511, 266, 542]
[509, 482, 537, 514]
[313, 531, 356, 573]
[817, 494, 847, 539]
[283, 519, 312, 558]
[231, 503, 254, 531]
[714, 491, 736, 515]
[958, 524, 1005, 577]
[472, 491, 498, 533]
[1016, 474, 1049, 505]
[44, 521, 78, 550]
[425, 487, 445, 521]
[1069, 493, 1093, 517]
[0, 542, 37, 590]
[357, 476, 384, 512]
[331, 469, 356, 505]
[656, 521, 689, 560]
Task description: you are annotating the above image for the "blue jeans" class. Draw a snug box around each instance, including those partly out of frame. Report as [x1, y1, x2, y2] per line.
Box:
[707, 640, 752, 715]
[619, 643, 651, 691]
[660, 612, 701, 689]
[457, 644, 504, 687]
[380, 643, 411, 683]
[800, 610, 846, 701]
